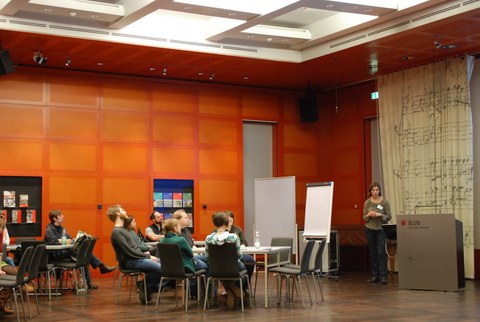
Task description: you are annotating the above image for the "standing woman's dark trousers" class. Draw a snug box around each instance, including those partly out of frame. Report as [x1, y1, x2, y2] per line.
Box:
[365, 227, 387, 280]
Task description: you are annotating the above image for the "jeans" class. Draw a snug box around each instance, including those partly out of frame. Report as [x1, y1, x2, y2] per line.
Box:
[240, 254, 255, 281]
[50, 250, 102, 284]
[365, 227, 387, 278]
[124, 258, 161, 293]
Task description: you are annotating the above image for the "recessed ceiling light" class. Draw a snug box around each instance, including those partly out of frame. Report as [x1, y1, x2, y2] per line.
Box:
[44, 8, 52, 12]
[243, 76, 249, 80]
[326, 4, 334, 8]
[149, 67, 156, 71]
[228, 12, 236, 17]
[97, 62, 104, 66]
[198, 72, 204, 76]
[282, 39, 290, 42]
[69, 12, 77, 17]
[90, 14, 99, 18]
[267, 37, 273, 42]
[247, 35, 254, 39]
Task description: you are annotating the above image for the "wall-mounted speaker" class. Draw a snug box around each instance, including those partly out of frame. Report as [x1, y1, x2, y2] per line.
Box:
[298, 95, 318, 122]
[0, 50, 15, 75]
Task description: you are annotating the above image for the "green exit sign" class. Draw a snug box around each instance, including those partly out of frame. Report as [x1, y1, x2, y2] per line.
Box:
[371, 92, 379, 100]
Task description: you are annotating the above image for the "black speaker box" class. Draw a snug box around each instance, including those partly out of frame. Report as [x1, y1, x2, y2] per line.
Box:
[299, 95, 318, 122]
[0, 50, 15, 75]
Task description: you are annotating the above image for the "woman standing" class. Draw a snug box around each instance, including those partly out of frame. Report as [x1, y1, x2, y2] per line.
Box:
[363, 182, 391, 285]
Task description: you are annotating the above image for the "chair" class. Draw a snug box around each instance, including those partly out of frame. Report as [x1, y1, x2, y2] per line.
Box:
[54, 238, 96, 294]
[114, 265, 147, 305]
[253, 237, 293, 297]
[270, 240, 316, 308]
[0, 245, 33, 322]
[203, 242, 252, 311]
[37, 245, 58, 299]
[24, 244, 46, 319]
[155, 243, 207, 311]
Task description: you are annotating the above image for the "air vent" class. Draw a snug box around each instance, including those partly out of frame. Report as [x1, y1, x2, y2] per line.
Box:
[112, 33, 167, 43]
[50, 25, 109, 35]
[368, 21, 410, 36]
[412, 4, 461, 23]
[463, 0, 480, 5]
[10, 20, 46, 28]
[170, 39, 221, 49]
[330, 34, 366, 49]
[222, 45, 257, 53]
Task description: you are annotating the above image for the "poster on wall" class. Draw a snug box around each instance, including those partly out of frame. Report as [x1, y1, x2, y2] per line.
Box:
[3, 191, 15, 207]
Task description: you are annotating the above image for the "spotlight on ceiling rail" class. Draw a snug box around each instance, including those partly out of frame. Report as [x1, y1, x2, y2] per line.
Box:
[33, 51, 47, 64]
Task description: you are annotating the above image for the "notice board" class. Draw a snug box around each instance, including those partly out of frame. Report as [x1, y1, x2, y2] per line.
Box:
[254, 176, 296, 251]
[303, 182, 334, 242]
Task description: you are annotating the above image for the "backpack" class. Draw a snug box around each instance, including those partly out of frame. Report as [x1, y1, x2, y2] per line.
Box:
[71, 230, 94, 261]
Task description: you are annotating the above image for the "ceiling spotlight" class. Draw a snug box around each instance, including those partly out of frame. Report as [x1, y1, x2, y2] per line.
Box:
[65, 58, 72, 67]
[33, 51, 47, 64]
[162, 66, 167, 76]
[434, 36, 458, 49]
[209, 73, 215, 80]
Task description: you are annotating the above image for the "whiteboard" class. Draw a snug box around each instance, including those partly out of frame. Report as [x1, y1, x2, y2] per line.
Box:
[303, 182, 334, 242]
[254, 176, 296, 252]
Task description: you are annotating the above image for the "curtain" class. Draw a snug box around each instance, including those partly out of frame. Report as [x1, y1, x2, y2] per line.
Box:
[377, 56, 474, 278]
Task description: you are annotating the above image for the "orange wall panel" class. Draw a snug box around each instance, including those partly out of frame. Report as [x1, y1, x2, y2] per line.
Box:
[152, 115, 195, 144]
[101, 79, 149, 111]
[101, 111, 149, 142]
[242, 92, 280, 119]
[0, 104, 44, 138]
[61, 209, 99, 237]
[283, 95, 300, 122]
[151, 84, 195, 113]
[198, 89, 239, 116]
[48, 108, 98, 139]
[152, 147, 195, 174]
[49, 176, 97, 204]
[102, 146, 147, 172]
[284, 152, 318, 177]
[199, 119, 238, 145]
[0, 73, 44, 104]
[283, 124, 317, 149]
[198, 179, 239, 204]
[102, 177, 149, 205]
[49, 143, 97, 171]
[199, 150, 238, 175]
[333, 151, 360, 176]
[0, 141, 43, 171]
[48, 75, 99, 108]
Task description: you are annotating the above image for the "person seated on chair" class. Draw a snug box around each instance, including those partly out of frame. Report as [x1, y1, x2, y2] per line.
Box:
[0, 217, 23, 315]
[160, 218, 197, 273]
[145, 211, 164, 242]
[108, 204, 161, 305]
[205, 211, 247, 309]
[123, 216, 156, 256]
[0, 213, 15, 268]
[44, 209, 116, 289]
[225, 211, 256, 282]
[172, 209, 208, 271]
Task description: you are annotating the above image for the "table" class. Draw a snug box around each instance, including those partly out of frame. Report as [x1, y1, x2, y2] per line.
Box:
[6, 244, 73, 251]
[194, 245, 291, 308]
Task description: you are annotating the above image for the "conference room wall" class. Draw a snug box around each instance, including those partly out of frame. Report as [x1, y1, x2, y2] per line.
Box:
[0, 67, 376, 273]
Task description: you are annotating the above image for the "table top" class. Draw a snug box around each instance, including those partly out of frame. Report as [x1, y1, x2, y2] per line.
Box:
[193, 245, 290, 254]
[6, 244, 74, 251]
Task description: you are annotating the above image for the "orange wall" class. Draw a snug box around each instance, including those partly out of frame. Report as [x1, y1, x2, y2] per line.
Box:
[0, 68, 376, 273]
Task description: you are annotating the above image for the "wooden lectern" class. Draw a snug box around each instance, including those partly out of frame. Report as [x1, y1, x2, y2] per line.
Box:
[397, 214, 464, 292]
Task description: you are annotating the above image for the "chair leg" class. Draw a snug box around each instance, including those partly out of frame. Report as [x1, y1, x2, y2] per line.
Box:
[185, 278, 189, 312]
[304, 276, 313, 306]
[316, 272, 324, 301]
[115, 273, 123, 304]
[310, 273, 319, 304]
[12, 288, 21, 322]
[203, 278, 210, 311]
[155, 277, 164, 310]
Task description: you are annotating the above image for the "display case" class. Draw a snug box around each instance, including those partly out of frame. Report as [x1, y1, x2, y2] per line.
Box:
[153, 179, 194, 233]
[0, 176, 42, 237]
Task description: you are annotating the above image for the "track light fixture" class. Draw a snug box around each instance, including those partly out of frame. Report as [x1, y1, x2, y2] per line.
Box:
[33, 51, 47, 64]
[65, 58, 72, 67]
[434, 36, 458, 49]
[209, 72, 215, 80]
[162, 65, 167, 76]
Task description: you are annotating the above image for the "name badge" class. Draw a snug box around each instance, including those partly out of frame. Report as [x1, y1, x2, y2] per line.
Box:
[377, 205, 383, 211]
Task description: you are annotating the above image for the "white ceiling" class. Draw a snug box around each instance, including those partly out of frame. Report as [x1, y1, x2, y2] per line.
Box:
[0, 0, 452, 63]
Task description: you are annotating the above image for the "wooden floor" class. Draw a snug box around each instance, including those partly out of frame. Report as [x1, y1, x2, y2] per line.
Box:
[4, 271, 480, 322]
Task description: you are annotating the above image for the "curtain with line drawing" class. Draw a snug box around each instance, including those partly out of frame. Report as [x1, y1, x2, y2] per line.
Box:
[377, 56, 474, 278]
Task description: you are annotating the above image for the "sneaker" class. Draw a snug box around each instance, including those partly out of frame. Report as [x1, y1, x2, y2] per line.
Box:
[100, 264, 116, 274]
[136, 281, 151, 304]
